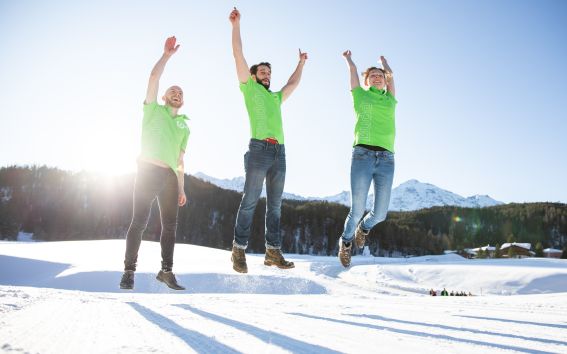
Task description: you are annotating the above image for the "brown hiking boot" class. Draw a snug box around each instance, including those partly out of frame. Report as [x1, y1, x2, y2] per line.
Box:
[354, 225, 369, 249]
[338, 238, 352, 268]
[156, 270, 185, 290]
[231, 245, 248, 273]
[264, 248, 295, 269]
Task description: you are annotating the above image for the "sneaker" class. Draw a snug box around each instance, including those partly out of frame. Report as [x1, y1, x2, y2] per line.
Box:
[231, 245, 248, 273]
[354, 224, 369, 249]
[156, 270, 185, 290]
[120, 270, 135, 290]
[264, 248, 295, 269]
[338, 238, 352, 268]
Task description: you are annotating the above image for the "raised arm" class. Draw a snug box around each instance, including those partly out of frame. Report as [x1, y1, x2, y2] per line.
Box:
[229, 8, 250, 83]
[343, 50, 360, 90]
[281, 49, 308, 102]
[145, 36, 180, 104]
[380, 56, 395, 98]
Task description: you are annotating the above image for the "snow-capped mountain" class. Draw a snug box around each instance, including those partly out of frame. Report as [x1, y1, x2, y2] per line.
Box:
[318, 191, 351, 206]
[193, 173, 503, 211]
[388, 179, 503, 211]
[193, 172, 306, 201]
[193, 172, 246, 192]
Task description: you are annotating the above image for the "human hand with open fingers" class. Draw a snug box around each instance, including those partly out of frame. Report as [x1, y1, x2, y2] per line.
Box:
[164, 36, 180, 57]
[229, 7, 241, 24]
[299, 48, 308, 64]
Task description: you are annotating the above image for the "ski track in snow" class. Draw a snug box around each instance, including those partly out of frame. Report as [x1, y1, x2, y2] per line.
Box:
[1, 240, 567, 354]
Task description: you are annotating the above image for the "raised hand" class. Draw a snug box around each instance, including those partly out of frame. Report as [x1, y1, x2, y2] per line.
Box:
[380, 55, 395, 97]
[380, 55, 392, 74]
[343, 50, 359, 89]
[299, 48, 308, 63]
[229, 7, 241, 25]
[164, 36, 180, 57]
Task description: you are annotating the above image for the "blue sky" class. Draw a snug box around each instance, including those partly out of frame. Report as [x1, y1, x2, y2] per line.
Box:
[1, 0, 566, 203]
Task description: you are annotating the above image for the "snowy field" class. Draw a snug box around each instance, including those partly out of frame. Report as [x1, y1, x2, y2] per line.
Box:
[1, 240, 566, 354]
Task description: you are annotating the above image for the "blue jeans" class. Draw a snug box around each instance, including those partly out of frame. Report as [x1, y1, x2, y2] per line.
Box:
[341, 146, 395, 242]
[234, 139, 286, 249]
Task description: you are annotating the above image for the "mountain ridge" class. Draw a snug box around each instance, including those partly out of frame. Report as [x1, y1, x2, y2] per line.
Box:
[193, 173, 503, 211]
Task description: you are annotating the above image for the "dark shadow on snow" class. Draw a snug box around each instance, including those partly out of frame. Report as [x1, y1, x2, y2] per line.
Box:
[454, 314, 567, 330]
[0, 256, 169, 293]
[127, 302, 241, 354]
[175, 304, 341, 354]
[181, 273, 326, 295]
[287, 312, 557, 354]
[348, 313, 567, 347]
[0, 255, 326, 294]
[0, 255, 70, 286]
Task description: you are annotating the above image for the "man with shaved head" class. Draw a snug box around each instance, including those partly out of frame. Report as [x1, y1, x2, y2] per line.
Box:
[120, 36, 189, 290]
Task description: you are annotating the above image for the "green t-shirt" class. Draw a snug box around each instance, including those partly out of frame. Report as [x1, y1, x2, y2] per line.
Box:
[239, 77, 284, 144]
[351, 86, 397, 152]
[139, 102, 190, 173]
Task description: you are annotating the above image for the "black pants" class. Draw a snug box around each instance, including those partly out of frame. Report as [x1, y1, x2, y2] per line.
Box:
[124, 162, 179, 272]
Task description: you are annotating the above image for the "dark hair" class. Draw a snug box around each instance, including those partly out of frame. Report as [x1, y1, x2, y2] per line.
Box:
[362, 67, 386, 86]
[250, 62, 271, 75]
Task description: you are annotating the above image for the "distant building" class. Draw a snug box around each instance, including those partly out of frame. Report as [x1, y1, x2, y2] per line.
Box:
[543, 248, 563, 259]
[444, 250, 470, 259]
[460, 249, 477, 259]
[500, 242, 533, 258]
[470, 244, 496, 258]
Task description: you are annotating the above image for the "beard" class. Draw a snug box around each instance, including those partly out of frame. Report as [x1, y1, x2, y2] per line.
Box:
[166, 98, 183, 108]
[257, 78, 271, 91]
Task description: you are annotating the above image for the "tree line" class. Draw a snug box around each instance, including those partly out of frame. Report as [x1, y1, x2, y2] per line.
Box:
[1, 166, 566, 258]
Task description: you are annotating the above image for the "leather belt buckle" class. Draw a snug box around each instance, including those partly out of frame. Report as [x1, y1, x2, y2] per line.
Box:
[264, 138, 278, 145]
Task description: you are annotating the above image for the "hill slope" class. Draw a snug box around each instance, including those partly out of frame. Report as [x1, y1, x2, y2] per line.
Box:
[1, 240, 567, 353]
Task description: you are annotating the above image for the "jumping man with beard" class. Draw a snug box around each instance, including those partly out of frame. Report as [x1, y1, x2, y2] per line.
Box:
[120, 36, 189, 290]
[229, 7, 307, 273]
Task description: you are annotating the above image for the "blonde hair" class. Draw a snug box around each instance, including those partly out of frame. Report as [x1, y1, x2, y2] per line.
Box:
[362, 67, 387, 86]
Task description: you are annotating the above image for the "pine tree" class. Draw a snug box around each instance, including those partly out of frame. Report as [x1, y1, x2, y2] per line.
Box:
[1, 166, 567, 257]
[535, 242, 544, 257]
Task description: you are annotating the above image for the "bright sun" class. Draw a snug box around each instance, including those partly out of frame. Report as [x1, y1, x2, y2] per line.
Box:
[78, 131, 138, 176]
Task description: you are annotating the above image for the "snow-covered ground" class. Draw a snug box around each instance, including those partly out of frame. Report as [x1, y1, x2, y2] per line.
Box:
[1, 240, 566, 354]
